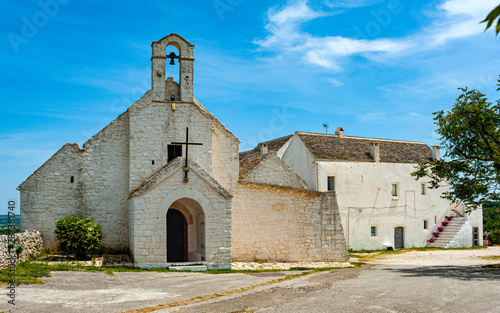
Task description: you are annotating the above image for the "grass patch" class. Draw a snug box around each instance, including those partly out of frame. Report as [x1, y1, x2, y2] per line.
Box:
[480, 255, 500, 260]
[349, 246, 487, 260]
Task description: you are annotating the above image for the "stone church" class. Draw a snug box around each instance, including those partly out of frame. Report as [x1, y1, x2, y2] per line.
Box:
[18, 34, 349, 269]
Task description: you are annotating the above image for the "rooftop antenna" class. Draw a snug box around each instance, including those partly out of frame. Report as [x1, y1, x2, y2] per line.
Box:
[323, 123, 329, 134]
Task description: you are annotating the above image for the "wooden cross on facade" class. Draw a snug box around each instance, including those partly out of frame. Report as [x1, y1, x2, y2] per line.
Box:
[171, 127, 203, 182]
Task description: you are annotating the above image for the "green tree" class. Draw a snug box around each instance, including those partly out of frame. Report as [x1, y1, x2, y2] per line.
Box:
[483, 201, 500, 233]
[55, 214, 103, 259]
[412, 76, 500, 211]
[482, 3, 500, 35]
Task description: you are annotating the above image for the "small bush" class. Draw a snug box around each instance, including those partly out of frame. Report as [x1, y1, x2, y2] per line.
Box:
[54, 214, 103, 259]
[490, 229, 500, 245]
[16, 245, 23, 255]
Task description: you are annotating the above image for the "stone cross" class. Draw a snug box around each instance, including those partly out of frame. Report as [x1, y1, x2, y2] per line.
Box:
[171, 127, 203, 182]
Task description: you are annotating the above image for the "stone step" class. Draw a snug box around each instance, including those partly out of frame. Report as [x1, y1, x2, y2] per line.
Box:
[169, 265, 207, 272]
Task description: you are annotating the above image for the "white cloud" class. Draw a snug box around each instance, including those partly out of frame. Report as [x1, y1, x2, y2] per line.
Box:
[439, 0, 497, 18]
[254, 0, 497, 71]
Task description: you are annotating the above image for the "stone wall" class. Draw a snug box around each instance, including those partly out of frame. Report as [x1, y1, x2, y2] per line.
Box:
[18, 144, 83, 251]
[129, 158, 232, 270]
[232, 183, 348, 262]
[0, 231, 44, 268]
[242, 154, 311, 190]
[81, 110, 131, 253]
[128, 96, 214, 192]
[211, 120, 240, 192]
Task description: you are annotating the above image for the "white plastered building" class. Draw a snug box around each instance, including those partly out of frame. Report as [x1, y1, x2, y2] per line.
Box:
[242, 128, 483, 250]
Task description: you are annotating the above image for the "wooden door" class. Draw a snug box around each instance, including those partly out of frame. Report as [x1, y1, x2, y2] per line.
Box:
[394, 227, 404, 249]
[167, 209, 187, 262]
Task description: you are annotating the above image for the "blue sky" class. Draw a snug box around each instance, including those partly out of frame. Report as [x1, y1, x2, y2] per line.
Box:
[1, 0, 499, 213]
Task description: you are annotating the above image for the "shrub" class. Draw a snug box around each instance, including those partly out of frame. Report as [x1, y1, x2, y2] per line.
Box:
[54, 214, 103, 259]
[15, 245, 23, 256]
[490, 229, 500, 245]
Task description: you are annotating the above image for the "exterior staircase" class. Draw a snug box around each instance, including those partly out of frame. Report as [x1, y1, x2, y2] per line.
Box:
[426, 217, 467, 248]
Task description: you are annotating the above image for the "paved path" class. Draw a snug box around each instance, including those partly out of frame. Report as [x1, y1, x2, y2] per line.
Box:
[165, 264, 500, 313]
[1, 247, 498, 313]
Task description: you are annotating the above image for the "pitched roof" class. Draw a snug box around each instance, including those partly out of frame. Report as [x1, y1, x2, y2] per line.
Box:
[129, 157, 231, 199]
[239, 135, 293, 178]
[239, 135, 293, 160]
[297, 132, 433, 163]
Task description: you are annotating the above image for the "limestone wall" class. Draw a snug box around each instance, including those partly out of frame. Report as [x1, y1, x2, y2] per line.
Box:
[242, 154, 311, 190]
[0, 231, 44, 268]
[232, 183, 348, 262]
[81, 111, 131, 252]
[129, 159, 232, 270]
[18, 144, 83, 251]
[128, 97, 213, 192]
[211, 121, 239, 192]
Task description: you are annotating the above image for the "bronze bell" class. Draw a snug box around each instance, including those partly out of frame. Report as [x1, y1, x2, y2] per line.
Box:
[167, 52, 178, 65]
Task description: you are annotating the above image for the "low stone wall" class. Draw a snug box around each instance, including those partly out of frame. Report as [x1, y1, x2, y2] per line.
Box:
[0, 230, 44, 268]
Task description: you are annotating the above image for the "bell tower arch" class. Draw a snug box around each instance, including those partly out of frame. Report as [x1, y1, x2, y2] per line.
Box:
[151, 33, 195, 102]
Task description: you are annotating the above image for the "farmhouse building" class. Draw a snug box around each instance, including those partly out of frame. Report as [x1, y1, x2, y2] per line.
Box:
[17, 34, 482, 269]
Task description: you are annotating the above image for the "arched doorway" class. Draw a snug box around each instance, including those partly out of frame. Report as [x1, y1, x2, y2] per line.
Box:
[166, 198, 205, 263]
[167, 209, 187, 262]
[394, 227, 404, 249]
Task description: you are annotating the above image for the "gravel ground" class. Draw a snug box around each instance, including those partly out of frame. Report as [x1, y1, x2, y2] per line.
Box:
[356, 246, 500, 266]
[231, 261, 353, 270]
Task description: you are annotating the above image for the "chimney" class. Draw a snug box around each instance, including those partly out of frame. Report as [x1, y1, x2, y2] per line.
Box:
[260, 143, 269, 154]
[432, 145, 441, 161]
[335, 127, 345, 138]
[370, 142, 380, 162]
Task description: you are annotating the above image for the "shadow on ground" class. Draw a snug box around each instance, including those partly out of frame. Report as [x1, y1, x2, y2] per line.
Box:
[385, 265, 500, 281]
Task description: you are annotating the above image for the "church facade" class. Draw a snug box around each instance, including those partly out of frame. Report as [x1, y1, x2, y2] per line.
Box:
[17, 34, 348, 269]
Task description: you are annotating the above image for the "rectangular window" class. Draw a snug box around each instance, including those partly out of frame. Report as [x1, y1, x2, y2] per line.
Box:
[391, 184, 398, 197]
[371, 226, 377, 237]
[167, 145, 182, 162]
[327, 176, 335, 191]
[424, 220, 428, 230]
[421, 183, 426, 195]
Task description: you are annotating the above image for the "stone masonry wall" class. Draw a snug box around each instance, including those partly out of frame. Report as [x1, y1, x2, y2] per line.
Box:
[0, 231, 44, 268]
[19, 144, 83, 251]
[128, 96, 213, 192]
[242, 154, 311, 190]
[211, 121, 239, 192]
[81, 111, 130, 252]
[129, 159, 232, 270]
[232, 183, 348, 262]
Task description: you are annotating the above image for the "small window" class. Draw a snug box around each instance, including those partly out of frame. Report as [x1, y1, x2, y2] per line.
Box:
[424, 220, 428, 230]
[167, 145, 182, 162]
[170, 95, 175, 101]
[434, 215, 437, 224]
[70, 176, 74, 183]
[421, 183, 426, 195]
[327, 176, 335, 191]
[151, 160, 155, 165]
[391, 184, 398, 197]
[371, 226, 377, 237]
